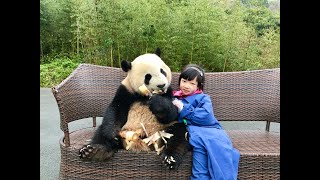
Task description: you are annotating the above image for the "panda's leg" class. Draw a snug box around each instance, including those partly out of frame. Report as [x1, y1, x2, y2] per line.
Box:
[161, 122, 191, 170]
[79, 120, 123, 161]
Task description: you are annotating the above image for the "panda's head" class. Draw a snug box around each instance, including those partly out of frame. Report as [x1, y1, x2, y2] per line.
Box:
[121, 49, 172, 94]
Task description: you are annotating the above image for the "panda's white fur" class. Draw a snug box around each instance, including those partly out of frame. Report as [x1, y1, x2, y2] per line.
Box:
[121, 53, 171, 95]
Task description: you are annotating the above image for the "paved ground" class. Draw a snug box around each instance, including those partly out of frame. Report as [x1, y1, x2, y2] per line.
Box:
[40, 88, 61, 180]
[40, 88, 280, 180]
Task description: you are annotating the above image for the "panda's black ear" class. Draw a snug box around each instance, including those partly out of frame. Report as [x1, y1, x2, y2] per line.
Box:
[155, 47, 161, 57]
[121, 60, 132, 72]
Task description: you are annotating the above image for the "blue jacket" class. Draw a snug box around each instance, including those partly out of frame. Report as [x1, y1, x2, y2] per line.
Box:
[178, 93, 221, 128]
[176, 93, 240, 180]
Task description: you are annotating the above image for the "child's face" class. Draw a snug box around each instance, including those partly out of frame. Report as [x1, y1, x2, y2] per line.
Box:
[179, 77, 198, 95]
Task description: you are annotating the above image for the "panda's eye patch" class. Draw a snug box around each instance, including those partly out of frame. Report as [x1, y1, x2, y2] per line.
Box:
[144, 74, 152, 85]
[160, 68, 167, 77]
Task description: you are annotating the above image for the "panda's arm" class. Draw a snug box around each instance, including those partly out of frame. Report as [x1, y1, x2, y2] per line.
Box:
[148, 89, 179, 124]
[91, 85, 137, 144]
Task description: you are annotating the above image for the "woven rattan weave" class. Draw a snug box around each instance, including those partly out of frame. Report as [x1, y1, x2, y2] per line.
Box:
[52, 64, 280, 179]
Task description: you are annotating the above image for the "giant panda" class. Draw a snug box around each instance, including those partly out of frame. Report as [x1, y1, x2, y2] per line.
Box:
[79, 48, 190, 170]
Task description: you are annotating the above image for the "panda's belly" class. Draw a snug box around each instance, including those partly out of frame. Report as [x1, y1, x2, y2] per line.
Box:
[122, 102, 168, 137]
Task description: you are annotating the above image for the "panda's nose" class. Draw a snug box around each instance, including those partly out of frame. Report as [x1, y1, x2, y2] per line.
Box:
[157, 84, 165, 89]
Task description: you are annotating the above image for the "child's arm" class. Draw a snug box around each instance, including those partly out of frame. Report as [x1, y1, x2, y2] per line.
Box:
[179, 95, 216, 126]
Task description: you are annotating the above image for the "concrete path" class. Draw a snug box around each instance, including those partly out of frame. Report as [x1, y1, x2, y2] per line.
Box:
[40, 88, 61, 180]
[40, 88, 279, 180]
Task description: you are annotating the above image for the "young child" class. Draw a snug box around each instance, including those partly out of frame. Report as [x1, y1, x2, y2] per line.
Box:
[172, 64, 240, 180]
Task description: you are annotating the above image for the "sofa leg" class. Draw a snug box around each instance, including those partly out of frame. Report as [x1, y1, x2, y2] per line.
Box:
[93, 117, 96, 127]
[265, 121, 270, 131]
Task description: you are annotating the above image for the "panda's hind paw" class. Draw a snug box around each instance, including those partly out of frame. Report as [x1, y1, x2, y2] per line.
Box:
[161, 154, 180, 170]
[79, 144, 114, 161]
[79, 144, 96, 160]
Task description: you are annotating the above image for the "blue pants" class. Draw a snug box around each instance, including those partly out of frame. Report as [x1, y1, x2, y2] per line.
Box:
[188, 126, 240, 180]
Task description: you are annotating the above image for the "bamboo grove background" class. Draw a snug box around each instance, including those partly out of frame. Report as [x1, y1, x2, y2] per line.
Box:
[40, 0, 280, 87]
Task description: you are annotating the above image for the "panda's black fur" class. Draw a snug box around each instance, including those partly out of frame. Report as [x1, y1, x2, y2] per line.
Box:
[79, 48, 190, 170]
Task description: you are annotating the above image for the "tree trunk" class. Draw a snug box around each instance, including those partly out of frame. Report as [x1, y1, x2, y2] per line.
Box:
[110, 46, 113, 67]
[76, 20, 80, 55]
[40, 39, 43, 59]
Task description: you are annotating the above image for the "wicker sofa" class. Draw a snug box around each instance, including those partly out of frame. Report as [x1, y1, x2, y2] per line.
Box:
[52, 63, 280, 180]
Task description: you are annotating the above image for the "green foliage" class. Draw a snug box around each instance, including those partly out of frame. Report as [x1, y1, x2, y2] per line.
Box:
[40, 57, 80, 87]
[243, 6, 279, 36]
[241, 0, 269, 8]
[40, 0, 280, 87]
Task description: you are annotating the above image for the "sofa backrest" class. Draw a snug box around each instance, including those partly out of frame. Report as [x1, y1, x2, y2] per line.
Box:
[52, 63, 279, 132]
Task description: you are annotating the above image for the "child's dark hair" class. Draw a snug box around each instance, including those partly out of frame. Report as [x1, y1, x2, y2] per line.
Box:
[179, 64, 205, 90]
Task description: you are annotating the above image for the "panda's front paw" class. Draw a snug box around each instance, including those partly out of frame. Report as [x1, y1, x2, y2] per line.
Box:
[149, 95, 169, 118]
[79, 144, 115, 161]
[160, 153, 182, 170]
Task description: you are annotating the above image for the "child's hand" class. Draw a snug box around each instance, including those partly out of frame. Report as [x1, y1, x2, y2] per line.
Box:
[172, 99, 184, 112]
